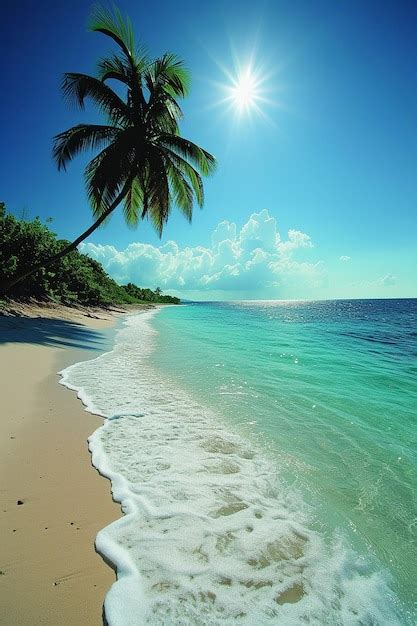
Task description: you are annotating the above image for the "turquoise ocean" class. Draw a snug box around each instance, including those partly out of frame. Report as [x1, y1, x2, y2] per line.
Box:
[61, 299, 417, 625]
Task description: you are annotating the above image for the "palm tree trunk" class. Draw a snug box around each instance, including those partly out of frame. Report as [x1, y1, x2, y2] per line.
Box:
[0, 188, 128, 296]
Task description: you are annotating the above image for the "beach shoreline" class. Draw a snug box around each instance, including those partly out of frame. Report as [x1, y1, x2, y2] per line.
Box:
[0, 304, 142, 625]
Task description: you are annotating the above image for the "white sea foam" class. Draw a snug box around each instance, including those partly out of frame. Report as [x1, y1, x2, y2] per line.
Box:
[60, 310, 405, 625]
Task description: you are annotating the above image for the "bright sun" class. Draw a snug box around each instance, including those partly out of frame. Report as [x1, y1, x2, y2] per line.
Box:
[212, 53, 278, 123]
[231, 68, 258, 111]
[219, 62, 269, 119]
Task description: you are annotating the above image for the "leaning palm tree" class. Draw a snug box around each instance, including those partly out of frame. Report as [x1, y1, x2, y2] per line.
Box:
[2, 5, 215, 293]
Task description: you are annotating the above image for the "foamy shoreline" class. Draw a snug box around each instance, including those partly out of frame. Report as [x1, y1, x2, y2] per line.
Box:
[60, 307, 405, 625]
[0, 304, 147, 625]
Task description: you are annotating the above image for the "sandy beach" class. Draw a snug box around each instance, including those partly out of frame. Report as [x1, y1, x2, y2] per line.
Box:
[0, 304, 129, 625]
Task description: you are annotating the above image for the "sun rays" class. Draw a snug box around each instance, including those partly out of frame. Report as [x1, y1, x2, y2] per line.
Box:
[226, 65, 262, 113]
[206, 45, 283, 129]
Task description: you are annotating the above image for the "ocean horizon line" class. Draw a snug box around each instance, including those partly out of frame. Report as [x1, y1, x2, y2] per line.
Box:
[179, 296, 417, 303]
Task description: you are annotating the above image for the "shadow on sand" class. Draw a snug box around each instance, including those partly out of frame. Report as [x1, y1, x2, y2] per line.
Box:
[0, 315, 106, 351]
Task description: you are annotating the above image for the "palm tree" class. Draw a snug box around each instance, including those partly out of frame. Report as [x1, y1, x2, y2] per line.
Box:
[2, 5, 216, 294]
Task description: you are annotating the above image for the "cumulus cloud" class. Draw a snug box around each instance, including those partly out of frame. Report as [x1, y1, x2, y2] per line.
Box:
[80, 209, 325, 297]
[339, 255, 351, 262]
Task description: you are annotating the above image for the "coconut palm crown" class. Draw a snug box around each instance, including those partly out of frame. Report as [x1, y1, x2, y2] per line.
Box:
[53, 5, 216, 236]
[1, 5, 216, 294]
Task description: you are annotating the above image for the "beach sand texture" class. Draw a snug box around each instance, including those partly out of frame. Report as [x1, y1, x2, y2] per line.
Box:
[0, 307, 121, 625]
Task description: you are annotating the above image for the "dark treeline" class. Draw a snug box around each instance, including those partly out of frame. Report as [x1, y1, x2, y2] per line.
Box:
[0, 203, 180, 306]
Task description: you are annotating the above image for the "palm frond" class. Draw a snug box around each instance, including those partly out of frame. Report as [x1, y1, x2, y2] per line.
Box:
[123, 177, 144, 228]
[145, 53, 190, 98]
[167, 164, 194, 221]
[143, 149, 170, 236]
[163, 149, 204, 206]
[145, 90, 183, 135]
[84, 134, 135, 215]
[89, 5, 135, 62]
[62, 73, 130, 125]
[53, 124, 119, 171]
[84, 146, 113, 215]
[97, 49, 150, 83]
[97, 54, 131, 84]
[90, 6, 151, 114]
[144, 54, 189, 135]
[159, 135, 216, 176]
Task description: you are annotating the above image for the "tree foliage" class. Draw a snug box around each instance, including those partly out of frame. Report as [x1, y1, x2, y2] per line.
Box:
[0, 203, 179, 306]
[53, 5, 216, 235]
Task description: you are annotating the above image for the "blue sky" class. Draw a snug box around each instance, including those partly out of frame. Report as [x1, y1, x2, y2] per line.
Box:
[1, 0, 416, 299]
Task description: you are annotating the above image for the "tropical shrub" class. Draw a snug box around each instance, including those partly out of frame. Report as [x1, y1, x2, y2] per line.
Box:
[0, 203, 179, 306]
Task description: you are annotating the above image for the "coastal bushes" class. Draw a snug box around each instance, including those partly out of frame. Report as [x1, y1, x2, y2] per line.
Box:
[123, 283, 180, 304]
[0, 203, 180, 306]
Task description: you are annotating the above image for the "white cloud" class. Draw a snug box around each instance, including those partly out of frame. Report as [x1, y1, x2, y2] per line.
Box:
[353, 272, 398, 291]
[379, 273, 397, 286]
[80, 209, 325, 297]
[339, 255, 351, 262]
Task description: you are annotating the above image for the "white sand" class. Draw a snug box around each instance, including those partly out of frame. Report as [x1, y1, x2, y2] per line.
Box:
[0, 305, 138, 625]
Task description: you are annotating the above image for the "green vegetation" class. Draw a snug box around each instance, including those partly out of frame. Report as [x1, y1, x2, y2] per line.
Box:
[0, 203, 179, 306]
[2, 5, 215, 294]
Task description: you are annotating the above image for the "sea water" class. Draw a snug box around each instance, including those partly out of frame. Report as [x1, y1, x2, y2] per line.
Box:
[60, 299, 417, 625]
